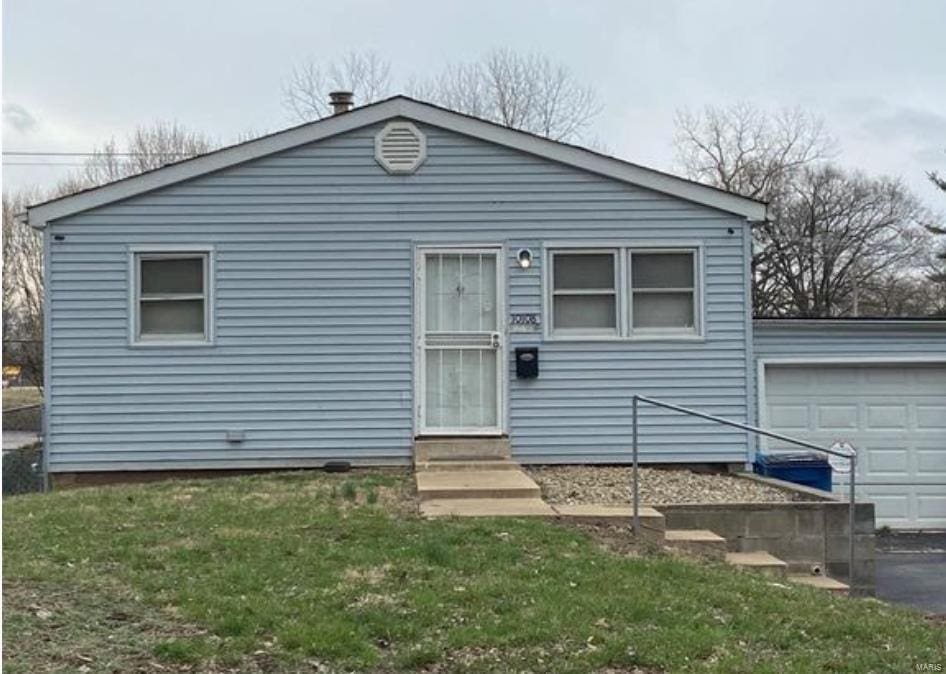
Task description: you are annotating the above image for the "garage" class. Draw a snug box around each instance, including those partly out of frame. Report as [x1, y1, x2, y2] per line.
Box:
[761, 362, 946, 529]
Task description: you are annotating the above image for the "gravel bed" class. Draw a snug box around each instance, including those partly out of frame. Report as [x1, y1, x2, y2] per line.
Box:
[528, 465, 806, 505]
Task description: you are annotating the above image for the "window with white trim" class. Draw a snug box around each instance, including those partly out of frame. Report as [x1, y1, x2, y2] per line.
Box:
[550, 251, 618, 336]
[630, 251, 697, 333]
[133, 252, 211, 343]
[547, 247, 700, 338]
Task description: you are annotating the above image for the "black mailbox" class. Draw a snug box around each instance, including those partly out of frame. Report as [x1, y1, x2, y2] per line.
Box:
[515, 347, 539, 379]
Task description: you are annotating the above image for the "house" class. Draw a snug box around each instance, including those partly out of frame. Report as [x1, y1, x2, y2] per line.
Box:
[26, 95, 946, 528]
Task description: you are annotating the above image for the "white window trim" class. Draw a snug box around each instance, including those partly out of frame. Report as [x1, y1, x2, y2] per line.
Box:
[128, 245, 215, 347]
[548, 249, 621, 338]
[628, 248, 702, 339]
[543, 243, 704, 341]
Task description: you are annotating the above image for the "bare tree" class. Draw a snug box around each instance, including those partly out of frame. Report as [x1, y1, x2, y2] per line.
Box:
[674, 104, 835, 203]
[926, 157, 946, 313]
[77, 121, 216, 187]
[3, 189, 45, 388]
[283, 51, 392, 121]
[755, 166, 929, 316]
[673, 103, 940, 316]
[412, 49, 600, 141]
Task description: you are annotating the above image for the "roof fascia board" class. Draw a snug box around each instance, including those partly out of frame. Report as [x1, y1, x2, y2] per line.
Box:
[28, 97, 766, 228]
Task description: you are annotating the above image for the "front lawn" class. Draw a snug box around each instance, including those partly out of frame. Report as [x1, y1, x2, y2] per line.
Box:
[3, 471, 943, 672]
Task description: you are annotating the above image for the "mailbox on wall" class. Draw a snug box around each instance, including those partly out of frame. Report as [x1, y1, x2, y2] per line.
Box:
[515, 347, 539, 379]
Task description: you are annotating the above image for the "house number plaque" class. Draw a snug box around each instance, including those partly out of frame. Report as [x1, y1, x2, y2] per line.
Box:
[509, 313, 541, 332]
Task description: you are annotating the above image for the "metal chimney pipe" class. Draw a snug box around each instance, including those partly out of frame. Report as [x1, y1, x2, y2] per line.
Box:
[328, 91, 354, 115]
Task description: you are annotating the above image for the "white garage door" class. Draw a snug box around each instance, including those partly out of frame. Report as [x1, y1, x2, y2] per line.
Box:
[763, 363, 946, 529]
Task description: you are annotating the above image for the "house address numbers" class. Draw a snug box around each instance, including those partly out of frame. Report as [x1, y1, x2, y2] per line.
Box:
[509, 312, 541, 332]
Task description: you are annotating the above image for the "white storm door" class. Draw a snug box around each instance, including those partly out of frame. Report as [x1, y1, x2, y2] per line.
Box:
[417, 248, 504, 435]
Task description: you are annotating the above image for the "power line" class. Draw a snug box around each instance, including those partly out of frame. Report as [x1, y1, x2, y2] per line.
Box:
[3, 162, 91, 167]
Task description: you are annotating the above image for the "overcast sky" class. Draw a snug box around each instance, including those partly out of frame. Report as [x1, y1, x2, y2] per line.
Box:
[3, 0, 945, 209]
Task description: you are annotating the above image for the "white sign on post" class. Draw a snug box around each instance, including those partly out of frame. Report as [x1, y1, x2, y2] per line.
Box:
[828, 441, 855, 474]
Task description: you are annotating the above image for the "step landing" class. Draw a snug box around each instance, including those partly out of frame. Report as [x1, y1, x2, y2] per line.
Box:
[788, 574, 849, 594]
[415, 469, 541, 501]
[664, 529, 727, 560]
[725, 551, 788, 577]
[552, 504, 666, 540]
[421, 497, 555, 518]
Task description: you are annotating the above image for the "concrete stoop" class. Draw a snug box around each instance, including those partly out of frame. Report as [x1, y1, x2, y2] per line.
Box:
[415, 438, 511, 463]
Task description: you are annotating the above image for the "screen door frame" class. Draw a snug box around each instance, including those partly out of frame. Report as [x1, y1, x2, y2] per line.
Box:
[414, 244, 506, 436]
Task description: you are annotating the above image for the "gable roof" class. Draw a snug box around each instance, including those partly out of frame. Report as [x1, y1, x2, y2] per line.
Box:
[26, 95, 767, 229]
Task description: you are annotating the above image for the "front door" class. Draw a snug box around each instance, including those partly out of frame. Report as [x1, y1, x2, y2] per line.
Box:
[416, 247, 504, 435]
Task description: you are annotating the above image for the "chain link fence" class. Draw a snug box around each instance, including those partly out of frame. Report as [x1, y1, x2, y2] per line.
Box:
[3, 400, 47, 496]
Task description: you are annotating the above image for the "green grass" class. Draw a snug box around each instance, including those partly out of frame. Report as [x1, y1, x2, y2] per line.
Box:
[3, 471, 943, 672]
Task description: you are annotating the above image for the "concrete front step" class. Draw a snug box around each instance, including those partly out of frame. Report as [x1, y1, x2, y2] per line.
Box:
[421, 497, 555, 518]
[415, 438, 511, 463]
[664, 529, 727, 560]
[725, 551, 788, 577]
[788, 574, 849, 594]
[415, 459, 521, 472]
[552, 504, 666, 540]
[415, 470, 541, 501]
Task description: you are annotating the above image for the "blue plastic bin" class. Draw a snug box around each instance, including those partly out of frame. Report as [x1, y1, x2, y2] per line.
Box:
[753, 453, 832, 492]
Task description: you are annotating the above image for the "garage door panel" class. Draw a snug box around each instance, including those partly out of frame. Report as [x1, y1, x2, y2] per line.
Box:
[865, 405, 908, 430]
[865, 448, 910, 477]
[764, 363, 946, 529]
[768, 404, 809, 431]
[917, 449, 946, 476]
[864, 488, 912, 527]
[917, 491, 946, 528]
[864, 368, 912, 388]
[817, 404, 859, 430]
[917, 406, 946, 429]
[814, 368, 860, 389]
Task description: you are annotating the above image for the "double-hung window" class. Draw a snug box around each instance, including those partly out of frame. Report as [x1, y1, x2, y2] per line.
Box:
[549, 251, 619, 336]
[630, 251, 698, 334]
[547, 247, 700, 339]
[132, 250, 213, 344]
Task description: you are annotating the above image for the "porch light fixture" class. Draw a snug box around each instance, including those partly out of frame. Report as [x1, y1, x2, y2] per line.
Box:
[517, 248, 533, 269]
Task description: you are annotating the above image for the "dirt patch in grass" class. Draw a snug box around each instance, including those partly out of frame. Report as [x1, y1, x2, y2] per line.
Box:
[529, 465, 806, 505]
[4, 580, 214, 673]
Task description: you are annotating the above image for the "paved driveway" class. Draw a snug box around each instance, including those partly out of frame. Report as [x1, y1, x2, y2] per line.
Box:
[875, 532, 946, 615]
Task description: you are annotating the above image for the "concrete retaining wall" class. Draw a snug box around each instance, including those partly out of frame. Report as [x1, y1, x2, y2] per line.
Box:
[658, 477, 876, 595]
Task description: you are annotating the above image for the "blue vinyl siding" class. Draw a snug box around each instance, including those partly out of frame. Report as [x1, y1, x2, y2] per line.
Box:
[46, 121, 751, 472]
[753, 322, 946, 361]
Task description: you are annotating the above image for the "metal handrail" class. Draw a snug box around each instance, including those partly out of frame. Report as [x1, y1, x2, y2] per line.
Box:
[632, 394, 858, 586]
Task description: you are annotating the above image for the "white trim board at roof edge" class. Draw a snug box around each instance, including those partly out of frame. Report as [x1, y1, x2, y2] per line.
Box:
[26, 96, 767, 229]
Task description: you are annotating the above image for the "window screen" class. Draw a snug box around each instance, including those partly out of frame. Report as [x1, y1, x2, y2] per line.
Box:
[550, 252, 618, 334]
[136, 254, 208, 341]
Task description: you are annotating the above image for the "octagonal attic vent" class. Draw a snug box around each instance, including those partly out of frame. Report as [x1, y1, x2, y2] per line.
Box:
[375, 121, 426, 174]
